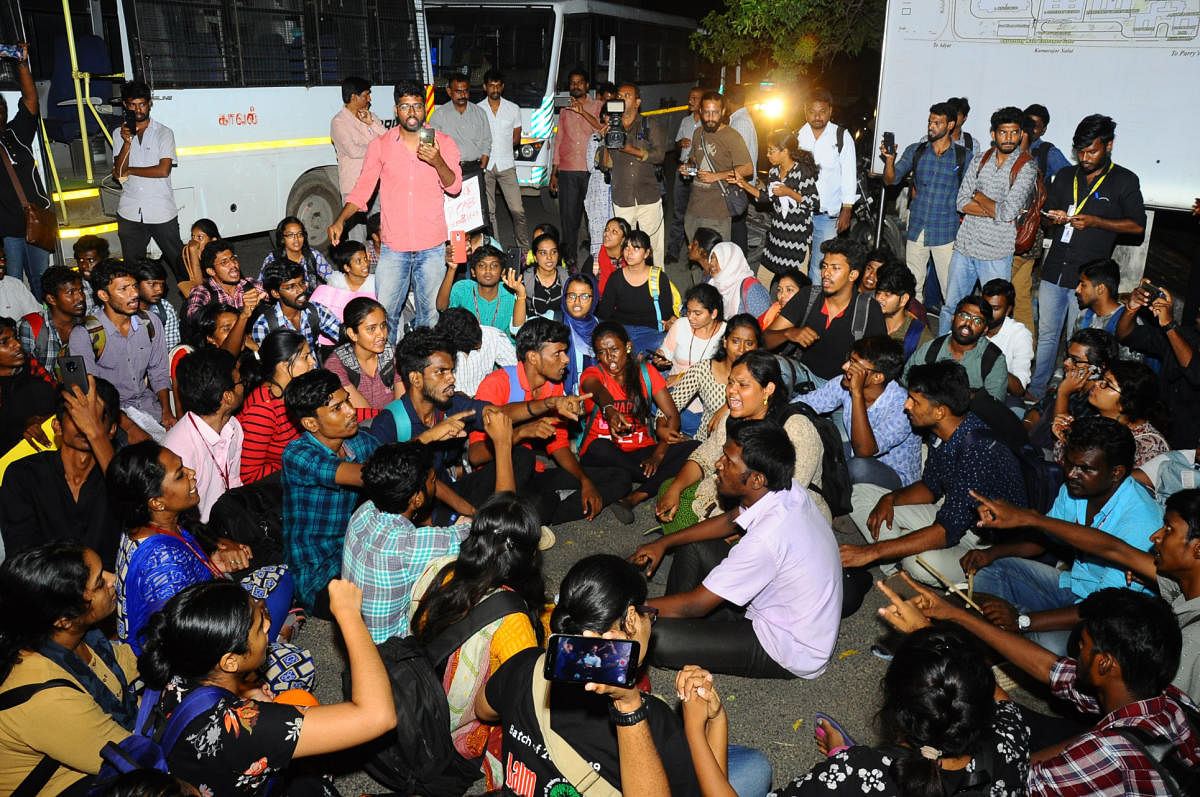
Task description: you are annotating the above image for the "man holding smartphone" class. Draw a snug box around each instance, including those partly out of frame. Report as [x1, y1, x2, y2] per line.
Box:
[328, 81, 462, 339]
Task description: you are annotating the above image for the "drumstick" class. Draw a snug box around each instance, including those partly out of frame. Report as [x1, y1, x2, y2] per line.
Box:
[915, 556, 983, 613]
[968, 572, 975, 603]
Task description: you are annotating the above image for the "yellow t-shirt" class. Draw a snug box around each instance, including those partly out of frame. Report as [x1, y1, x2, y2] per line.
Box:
[0, 645, 137, 795]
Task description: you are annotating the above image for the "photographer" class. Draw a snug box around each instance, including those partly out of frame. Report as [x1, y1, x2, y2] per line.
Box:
[602, 83, 668, 262]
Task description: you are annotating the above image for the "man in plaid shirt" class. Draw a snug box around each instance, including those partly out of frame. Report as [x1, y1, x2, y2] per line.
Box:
[184, 240, 264, 318]
[282, 369, 380, 617]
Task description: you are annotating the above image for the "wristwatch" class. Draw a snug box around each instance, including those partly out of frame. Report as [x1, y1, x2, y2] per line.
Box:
[1164, 321, 1179, 333]
[1016, 614, 1031, 632]
[609, 695, 649, 726]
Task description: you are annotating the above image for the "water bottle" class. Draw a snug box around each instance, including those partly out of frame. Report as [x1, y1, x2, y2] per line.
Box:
[0, 44, 24, 60]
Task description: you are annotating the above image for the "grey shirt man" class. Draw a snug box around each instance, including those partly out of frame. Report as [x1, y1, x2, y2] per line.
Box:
[430, 102, 492, 163]
[954, 146, 1037, 260]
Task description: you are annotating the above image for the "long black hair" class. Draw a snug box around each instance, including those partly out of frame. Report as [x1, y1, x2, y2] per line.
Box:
[412, 493, 546, 646]
[138, 580, 254, 689]
[271, 215, 324, 286]
[591, 321, 651, 425]
[241, 329, 309, 395]
[107, 441, 168, 531]
[712, 313, 764, 362]
[731, 350, 789, 422]
[551, 554, 647, 636]
[0, 544, 92, 682]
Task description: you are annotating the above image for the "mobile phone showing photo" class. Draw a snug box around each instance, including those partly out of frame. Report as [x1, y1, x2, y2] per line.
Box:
[543, 634, 640, 687]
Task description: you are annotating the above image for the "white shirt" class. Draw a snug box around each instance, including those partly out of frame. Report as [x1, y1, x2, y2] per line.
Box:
[796, 122, 857, 215]
[676, 114, 699, 163]
[479, 97, 522, 172]
[111, 119, 179, 224]
[0, 275, 40, 319]
[987, 315, 1035, 390]
[729, 108, 758, 175]
[454, 325, 518, 395]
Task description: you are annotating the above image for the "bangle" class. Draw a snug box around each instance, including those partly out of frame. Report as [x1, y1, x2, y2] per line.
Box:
[525, 400, 533, 416]
[609, 694, 648, 726]
[600, 403, 615, 415]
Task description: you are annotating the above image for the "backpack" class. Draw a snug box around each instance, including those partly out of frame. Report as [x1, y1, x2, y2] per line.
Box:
[20, 310, 63, 366]
[343, 590, 529, 795]
[964, 427, 1062, 515]
[974, 148, 1038, 255]
[923, 336, 1003, 387]
[647, 265, 682, 331]
[739, 276, 761, 315]
[902, 316, 926, 359]
[909, 138, 969, 197]
[784, 401, 853, 516]
[800, 286, 873, 343]
[333, 341, 395, 389]
[70, 311, 156, 363]
[1108, 698, 1200, 797]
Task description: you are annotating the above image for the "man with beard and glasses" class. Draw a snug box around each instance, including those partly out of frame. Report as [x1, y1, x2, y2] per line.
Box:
[981, 278, 1035, 400]
[250, 259, 341, 349]
[550, 68, 603, 270]
[882, 101, 965, 303]
[965, 415, 1162, 655]
[681, 91, 753, 251]
[373, 326, 588, 522]
[479, 69, 529, 252]
[469, 317, 630, 524]
[940, 106, 1037, 334]
[111, 80, 186, 283]
[1031, 114, 1146, 398]
[843, 361, 1026, 585]
[905, 295, 1009, 402]
[70, 258, 174, 442]
[328, 80, 463, 338]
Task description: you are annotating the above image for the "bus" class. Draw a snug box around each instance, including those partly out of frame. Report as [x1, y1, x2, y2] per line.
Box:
[0, 0, 696, 254]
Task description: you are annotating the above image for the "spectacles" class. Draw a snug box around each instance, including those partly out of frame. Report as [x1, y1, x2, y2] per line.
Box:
[566, 292, 593, 301]
[282, 231, 305, 239]
[397, 102, 423, 112]
[214, 255, 239, 267]
[954, 311, 987, 326]
[635, 605, 658, 625]
[1064, 354, 1090, 366]
[1099, 378, 1122, 393]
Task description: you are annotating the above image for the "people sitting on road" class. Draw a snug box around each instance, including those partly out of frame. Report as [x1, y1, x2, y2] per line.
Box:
[980, 278, 1035, 402]
[903, 294, 1009, 403]
[523, 231, 569, 322]
[184, 239, 264, 319]
[657, 283, 726, 388]
[236, 329, 312, 484]
[435, 305, 518, 395]
[1051, 359, 1168, 468]
[701, 242, 771, 319]
[0, 315, 57, 451]
[250, 258, 342, 349]
[662, 313, 762, 443]
[595, 216, 631, 293]
[872, 260, 930, 359]
[438, 243, 525, 337]
[180, 217, 220, 284]
[1022, 326, 1118, 452]
[758, 267, 806, 330]
[18, 265, 86, 366]
[261, 215, 333, 287]
[561, 271, 599, 394]
[181, 300, 239, 354]
[1135, 440, 1200, 509]
[310, 239, 376, 322]
[322, 296, 399, 414]
[132, 258, 180, 351]
[596, 230, 678, 354]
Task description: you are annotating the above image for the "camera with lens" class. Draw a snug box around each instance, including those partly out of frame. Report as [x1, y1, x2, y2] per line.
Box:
[603, 99, 626, 149]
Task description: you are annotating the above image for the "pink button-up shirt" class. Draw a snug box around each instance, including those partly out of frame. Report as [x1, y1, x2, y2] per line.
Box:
[347, 127, 463, 253]
[330, 106, 389, 197]
[163, 412, 244, 523]
[551, 98, 602, 172]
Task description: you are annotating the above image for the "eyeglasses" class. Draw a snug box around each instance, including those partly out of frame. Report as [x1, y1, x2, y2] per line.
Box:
[635, 605, 658, 625]
[566, 292, 593, 301]
[954, 311, 987, 326]
[214, 255, 239, 267]
[1099, 378, 1122, 393]
[397, 102, 423, 112]
[282, 231, 305, 239]
[1064, 354, 1090, 366]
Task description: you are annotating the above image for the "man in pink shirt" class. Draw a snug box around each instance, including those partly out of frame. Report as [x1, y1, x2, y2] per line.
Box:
[550, 68, 603, 270]
[330, 76, 389, 242]
[329, 80, 463, 339]
[163, 348, 245, 523]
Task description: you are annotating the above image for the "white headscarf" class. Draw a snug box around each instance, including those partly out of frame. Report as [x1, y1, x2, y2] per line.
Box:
[706, 242, 757, 319]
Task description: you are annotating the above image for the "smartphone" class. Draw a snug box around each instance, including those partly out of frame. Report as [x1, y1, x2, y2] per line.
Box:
[1141, 281, 1165, 300]
[56, 354, 89, 394]
[543, 634, 640, 687]
[123, 107, 138, 135]
[881, 131, 896, 156]
[450, 230, 467, 264]
[417, 127, 436, 147]
[642, 350, 671, 371]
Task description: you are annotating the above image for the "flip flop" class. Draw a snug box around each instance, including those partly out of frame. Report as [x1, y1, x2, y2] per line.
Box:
[814, 712, 857, 751]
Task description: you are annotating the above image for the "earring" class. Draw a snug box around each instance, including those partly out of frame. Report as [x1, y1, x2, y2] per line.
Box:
[763, 396, 768, 407]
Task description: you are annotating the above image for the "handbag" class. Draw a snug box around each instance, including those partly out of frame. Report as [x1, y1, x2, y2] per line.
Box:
[1, 141, 56, 251]
[697, 131, 749, 217]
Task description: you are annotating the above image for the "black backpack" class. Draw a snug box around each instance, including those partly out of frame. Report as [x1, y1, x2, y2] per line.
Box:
[343, 589, 529, 795]
[784, 401, 853, 517]
[1108, 698, 1200, 797]
[964, 427, 1061, 515]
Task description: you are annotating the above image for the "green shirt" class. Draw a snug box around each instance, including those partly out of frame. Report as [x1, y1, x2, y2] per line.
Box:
[903, 335, 1009, 402]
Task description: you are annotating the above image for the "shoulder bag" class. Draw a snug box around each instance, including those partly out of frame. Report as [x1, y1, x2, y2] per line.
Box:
[1, 140, 56, 252]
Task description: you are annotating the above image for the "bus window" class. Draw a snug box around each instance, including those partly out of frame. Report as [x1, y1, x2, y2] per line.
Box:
[133, 0, 232, 87]
[425, 6, 554, 106]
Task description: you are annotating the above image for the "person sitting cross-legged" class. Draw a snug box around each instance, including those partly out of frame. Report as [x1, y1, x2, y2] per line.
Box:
[843, 361, 1027, 586]
[965, 415, 1164, 655]
[903, 294, 1009, 403]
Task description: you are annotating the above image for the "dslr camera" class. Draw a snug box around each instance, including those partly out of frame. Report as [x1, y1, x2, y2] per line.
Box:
[603, 99, 626, 149]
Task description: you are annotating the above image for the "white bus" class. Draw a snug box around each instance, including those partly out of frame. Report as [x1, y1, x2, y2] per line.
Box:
[0, 0, 696, 251]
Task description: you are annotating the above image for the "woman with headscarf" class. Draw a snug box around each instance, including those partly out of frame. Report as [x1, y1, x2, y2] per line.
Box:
[561, 271, 599, 394]
[703, 242, 771, 320]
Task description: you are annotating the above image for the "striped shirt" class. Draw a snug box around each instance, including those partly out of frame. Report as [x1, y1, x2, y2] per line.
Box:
[954, 147, 1037, 260]
[237, 384, 300, 484]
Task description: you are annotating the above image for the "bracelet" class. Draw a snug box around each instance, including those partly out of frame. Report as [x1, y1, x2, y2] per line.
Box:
[525, 400, 533, 416]
[600, 403, 615, 416]
[609, 694, 648, 726]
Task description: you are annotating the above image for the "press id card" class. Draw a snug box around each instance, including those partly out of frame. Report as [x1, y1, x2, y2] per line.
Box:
[1060, 204, 1075, 243]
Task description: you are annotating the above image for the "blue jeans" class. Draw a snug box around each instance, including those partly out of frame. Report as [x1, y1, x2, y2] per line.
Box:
[808, 213, 839, 283]
[376, 242, 444, 342]
[727, 744, 773, 797]
[972, 557, 1077, 655]
[939, 250, 1013, 332]
[847, 455, 903, 490]
[4, 237, 50, 300]
[1030, 279, 1081, 399]
[679, 408, 702, 437]
[625, 324, 665, 356]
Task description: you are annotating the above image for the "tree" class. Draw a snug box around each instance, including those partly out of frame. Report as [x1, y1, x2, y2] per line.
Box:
[692, 0, 886, 75]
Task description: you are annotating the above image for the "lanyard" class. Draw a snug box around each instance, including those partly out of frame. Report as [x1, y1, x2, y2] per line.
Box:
[1072, 162, 1113, 215]
[188, 415, 231, 490]
[146, 524, 224, 579]
[473, 286, 502, 327]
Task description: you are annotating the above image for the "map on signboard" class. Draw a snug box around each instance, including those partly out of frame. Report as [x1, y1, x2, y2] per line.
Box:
[894, 1, 1199, 45]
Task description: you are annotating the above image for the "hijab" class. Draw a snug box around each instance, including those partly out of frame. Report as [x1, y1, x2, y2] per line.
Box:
[561, 272, 599, 393]
[707, 242, 757, 319]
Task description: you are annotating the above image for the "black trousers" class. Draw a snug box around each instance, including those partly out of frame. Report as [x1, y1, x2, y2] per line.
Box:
[535, 463, 633, 524]
[434, 445, 537, 525]
[557, 170, 590, 268]
[117, 214, 186, 282]
[579, 438, 700, 498]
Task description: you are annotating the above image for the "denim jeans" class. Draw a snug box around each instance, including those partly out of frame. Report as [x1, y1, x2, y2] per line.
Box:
[847, 455, 903, 490]
[727, 745, 773, 797]
[624, 324, 665, 356]
[972, 556, 1077, 655]
[1030, 279, 1081, 399]
[939, 250, 1014, 332]
[808, 213, 839, 283]
[375, 242, 444, 341]
[4, 236, 51, 300]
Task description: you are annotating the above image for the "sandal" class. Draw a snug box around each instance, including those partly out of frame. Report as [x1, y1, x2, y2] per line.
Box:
[815, 712, 857, 753]
[279, 608, 306, 642]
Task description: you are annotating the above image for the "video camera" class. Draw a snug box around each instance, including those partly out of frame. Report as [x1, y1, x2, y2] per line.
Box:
[603, 99, 625, 149]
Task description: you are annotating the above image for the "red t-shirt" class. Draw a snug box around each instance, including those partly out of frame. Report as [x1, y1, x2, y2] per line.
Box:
[596, 248, 621, 294]
[237, 384, 301, 483]
[578, 364, 666, 455]
[469, 366, 569, 458]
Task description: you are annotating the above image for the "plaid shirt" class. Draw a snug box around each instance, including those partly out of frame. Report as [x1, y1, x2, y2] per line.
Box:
[1028, 657, 1200, 795]
[145, 300, 180, 350]
[249, 301, 342, 348]
[17, 308, 71, 365]
[892, 139, 965, 247]
[341, 501, 467, 642]
[281, 429, 380, 608]
[185, 277, 262, 317]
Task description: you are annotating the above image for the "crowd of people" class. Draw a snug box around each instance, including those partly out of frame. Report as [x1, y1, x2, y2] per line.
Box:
[1, 55, 1199, 797]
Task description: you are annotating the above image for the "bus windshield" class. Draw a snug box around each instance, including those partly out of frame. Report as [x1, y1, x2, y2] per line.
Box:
[425, 6, 555, 107]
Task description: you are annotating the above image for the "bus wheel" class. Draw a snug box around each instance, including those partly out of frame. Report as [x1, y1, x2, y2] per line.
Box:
[287, 167, 341, 249]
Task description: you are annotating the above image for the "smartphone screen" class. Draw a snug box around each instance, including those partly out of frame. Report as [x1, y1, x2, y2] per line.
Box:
[418, 127, 435, 146]
[543, 635, 640, 687]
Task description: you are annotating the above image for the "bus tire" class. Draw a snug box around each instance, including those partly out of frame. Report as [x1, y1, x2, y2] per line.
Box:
[287, 167, 342, 249]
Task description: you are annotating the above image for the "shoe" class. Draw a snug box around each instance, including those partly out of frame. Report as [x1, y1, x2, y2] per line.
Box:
[608, 501, 635, 525]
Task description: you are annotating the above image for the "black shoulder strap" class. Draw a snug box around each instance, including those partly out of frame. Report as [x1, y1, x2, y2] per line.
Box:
[0, 678, 83, 710]
[425, 590, 530, 666]
[981, 340, 1002, 378]
[911, 140, 928, 174]
[923, 336, 945, 365]
[2, 679, 84, 797]
[964, 131, 973, 151]
[1034, 141, 1050, 177]
[305, 305, 320, 339]
[954, 143, 967, 185]
[849, 293, 871, 342]
[833, 124, 844, 154]
[801, 285, 822, 328]
[1108, 726, 1185, 797]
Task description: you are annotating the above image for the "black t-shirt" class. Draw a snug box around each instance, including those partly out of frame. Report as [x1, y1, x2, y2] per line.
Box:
[0, 104, 50, 238]
[1041, 163, 1146, 288]
[484, 647, 701, 796]
[0, 370, 55, 451]
[778, 287, 886, 379]
[596, 268, 675, 331]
